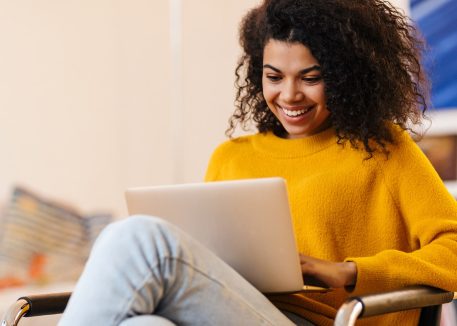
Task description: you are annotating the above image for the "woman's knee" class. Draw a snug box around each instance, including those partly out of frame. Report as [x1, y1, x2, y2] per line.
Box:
[97, 215, 176, 247]
[119, 316, 177, 326]
[107, 215, 171, 233]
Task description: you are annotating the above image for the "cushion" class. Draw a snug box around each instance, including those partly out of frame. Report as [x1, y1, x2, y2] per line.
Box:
[0, 186, 112, 288]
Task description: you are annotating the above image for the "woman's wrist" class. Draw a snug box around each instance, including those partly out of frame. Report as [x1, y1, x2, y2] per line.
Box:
[341, 261, 357, 286]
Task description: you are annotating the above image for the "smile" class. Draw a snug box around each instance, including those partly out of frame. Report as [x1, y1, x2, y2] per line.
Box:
[280, 106, 314, 117]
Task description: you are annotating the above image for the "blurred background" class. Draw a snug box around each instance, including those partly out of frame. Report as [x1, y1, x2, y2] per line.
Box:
[0, 0, 260, 217]
[411, 0, 457, 194]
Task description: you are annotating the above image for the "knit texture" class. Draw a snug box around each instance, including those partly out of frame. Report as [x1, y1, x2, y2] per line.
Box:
[205, 127, 457, 326]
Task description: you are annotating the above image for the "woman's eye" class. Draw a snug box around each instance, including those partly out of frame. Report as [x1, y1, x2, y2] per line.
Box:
[302, 76, 322, 84]
[266, 75, 282, 82]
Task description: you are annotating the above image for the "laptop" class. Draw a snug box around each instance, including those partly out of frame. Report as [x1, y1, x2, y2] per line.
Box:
[125, 177, 328, 294]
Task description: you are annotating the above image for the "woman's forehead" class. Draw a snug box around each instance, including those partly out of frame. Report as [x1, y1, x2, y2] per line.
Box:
[263, 40, 320, 71]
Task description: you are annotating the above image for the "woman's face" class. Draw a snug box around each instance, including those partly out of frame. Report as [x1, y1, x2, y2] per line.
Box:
[262, 39, 330, 139]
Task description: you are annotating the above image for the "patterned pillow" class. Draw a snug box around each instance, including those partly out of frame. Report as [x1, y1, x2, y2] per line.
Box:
[0, 187, 111, 288]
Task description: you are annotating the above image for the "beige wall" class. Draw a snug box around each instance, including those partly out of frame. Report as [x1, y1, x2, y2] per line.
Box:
[0, 0, 172, 216]
[0, 0, 413, 216]
[178, 0, 260, 183]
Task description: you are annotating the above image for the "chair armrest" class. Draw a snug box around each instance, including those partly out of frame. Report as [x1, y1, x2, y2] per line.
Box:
[1, 292, 71, 326]
[334, 286, 455, 326]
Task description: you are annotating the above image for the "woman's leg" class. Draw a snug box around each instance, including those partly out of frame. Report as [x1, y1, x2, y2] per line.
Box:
[119, 316, 177, 326]
[58, 215, 295, 326]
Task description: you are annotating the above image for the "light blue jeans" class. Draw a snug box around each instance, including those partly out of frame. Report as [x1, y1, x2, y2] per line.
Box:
[59, 216, 314, 326]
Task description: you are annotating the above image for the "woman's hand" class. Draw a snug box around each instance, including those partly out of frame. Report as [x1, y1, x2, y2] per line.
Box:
[299, 254, 357, 289]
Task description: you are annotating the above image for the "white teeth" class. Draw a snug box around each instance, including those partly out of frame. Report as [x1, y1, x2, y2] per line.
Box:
[281, 106, 311, 117]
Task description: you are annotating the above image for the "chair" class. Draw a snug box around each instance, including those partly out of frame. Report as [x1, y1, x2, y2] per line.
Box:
[1, 286, 455, 326]
[334, 286, 455, 326]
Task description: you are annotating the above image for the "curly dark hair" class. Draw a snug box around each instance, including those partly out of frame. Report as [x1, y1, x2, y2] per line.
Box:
[227, 0, 429, 154]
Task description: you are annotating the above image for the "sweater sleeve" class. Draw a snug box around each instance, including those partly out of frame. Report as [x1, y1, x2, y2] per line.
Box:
[346, 132, 457, 295]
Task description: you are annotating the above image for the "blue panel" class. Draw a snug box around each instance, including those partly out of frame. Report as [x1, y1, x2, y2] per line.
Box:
[411, 0, 457, 109]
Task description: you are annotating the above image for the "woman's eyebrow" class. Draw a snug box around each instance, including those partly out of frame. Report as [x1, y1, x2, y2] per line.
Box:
[263, 64, 282, 73]
[263, 64, 321, 74]
[300, 65, 321, 74]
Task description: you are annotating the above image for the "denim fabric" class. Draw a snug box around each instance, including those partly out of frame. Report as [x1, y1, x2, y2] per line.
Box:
[59, 215, 313, 326]
[120, 316, 177, 326]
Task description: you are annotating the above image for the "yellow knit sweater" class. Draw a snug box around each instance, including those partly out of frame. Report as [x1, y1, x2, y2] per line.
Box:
[204, 127, 457, 326]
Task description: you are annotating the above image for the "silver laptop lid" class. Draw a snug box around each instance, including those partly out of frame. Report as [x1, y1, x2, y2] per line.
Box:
[125, 177, 304, 293]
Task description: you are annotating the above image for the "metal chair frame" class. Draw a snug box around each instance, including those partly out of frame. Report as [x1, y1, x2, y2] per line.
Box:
[2, 286, 455, 326]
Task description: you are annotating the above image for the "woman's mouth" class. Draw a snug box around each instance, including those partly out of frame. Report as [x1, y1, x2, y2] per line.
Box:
[280, 105, 314, 118]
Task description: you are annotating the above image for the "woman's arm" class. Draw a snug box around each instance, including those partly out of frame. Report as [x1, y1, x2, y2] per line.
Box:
[345, 132, 457, 295]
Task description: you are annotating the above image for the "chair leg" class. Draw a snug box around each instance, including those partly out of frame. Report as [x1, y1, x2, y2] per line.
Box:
[418, 305, 442, 326]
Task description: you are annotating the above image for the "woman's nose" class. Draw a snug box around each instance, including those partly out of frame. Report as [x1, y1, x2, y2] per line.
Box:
[281, 80, 304, 103]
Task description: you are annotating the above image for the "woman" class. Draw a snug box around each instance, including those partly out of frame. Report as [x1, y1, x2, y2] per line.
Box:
[59, 0, 457, 325]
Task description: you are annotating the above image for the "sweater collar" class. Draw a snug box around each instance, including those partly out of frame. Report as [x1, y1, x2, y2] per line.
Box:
[251, 127, 338, 158]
